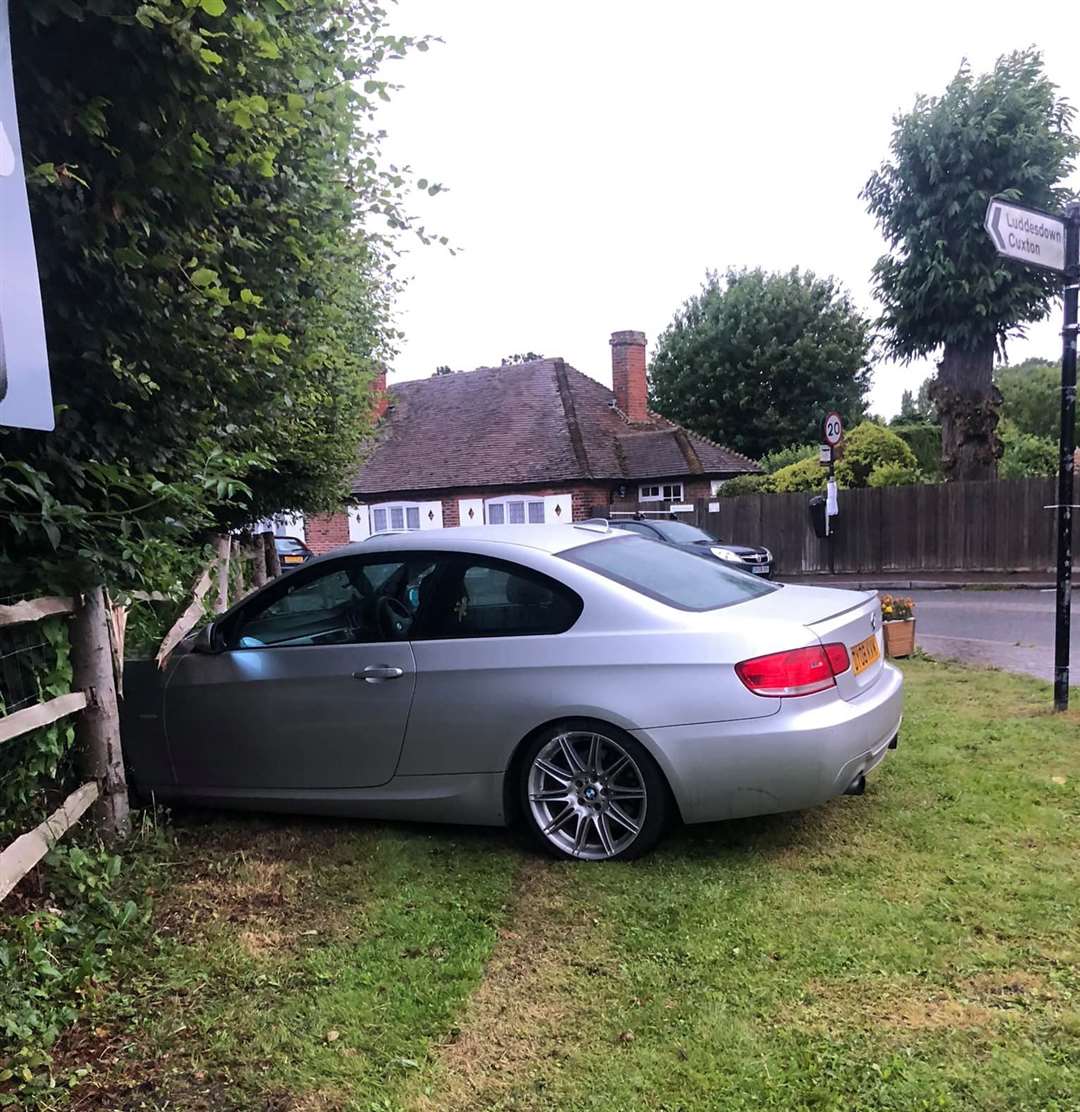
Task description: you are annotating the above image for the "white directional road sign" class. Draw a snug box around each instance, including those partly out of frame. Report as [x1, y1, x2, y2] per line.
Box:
[984, 197, 1066, 274]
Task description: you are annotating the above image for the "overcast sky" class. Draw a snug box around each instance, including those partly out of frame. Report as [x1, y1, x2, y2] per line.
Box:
[377, 0, 1078, 419]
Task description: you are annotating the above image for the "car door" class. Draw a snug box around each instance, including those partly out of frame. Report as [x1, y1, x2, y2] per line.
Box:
[398, 554, 585, 777]
[164, 552, 439, 790]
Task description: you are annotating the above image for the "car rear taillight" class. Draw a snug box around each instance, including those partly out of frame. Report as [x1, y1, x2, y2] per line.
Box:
[823, 643, 850, 676]
[735, 643, 849, 698]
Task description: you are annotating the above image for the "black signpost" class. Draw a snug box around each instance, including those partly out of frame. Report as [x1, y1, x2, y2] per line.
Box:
[1052, 204, 1078, 711]
[985, 196, 1076, 710]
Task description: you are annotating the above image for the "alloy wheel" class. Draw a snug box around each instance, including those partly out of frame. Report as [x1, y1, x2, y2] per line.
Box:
[526, 731, 648, 860]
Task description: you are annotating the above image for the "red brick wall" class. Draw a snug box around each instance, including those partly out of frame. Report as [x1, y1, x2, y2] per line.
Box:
[305, 511, 350, 555]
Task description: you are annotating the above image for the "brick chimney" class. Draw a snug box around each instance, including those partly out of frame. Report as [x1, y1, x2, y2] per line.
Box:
[372, 365, 388, 421]
[610, 330, 648, 422]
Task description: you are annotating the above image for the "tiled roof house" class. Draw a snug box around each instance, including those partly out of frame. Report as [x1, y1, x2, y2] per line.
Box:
[302, 330, 758, 553]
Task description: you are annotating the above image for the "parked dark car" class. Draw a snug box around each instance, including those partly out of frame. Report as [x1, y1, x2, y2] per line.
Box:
[275, 535, 315, 567]
[606, 517, 773, 578]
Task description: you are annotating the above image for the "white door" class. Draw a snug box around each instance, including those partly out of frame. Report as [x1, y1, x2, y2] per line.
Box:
[418, 501, 443, 529]
[458, 498, 484, 526]
[543, 494, 572, 523]
[347, 505, 370, 542]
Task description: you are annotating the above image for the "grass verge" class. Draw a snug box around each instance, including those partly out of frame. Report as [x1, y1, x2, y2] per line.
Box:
[9, 658, 1078, 1110]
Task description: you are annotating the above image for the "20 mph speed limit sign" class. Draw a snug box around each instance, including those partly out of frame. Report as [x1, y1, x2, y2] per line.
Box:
[822, 412, 843, 446]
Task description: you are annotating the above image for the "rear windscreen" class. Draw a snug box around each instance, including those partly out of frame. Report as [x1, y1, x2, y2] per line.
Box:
[562, 535, 776, 611]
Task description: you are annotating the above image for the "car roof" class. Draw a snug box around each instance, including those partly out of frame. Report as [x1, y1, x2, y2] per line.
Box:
[327, 523, 621, 561]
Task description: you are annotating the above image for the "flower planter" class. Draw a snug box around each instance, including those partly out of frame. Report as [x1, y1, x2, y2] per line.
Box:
[883, 618, 915, 658]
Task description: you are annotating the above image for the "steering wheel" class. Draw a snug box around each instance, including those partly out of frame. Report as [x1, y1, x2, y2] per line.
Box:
[376, 596, 413, 640]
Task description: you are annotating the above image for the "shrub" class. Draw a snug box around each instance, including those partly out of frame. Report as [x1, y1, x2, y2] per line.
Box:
[770, 457, 827, 493]
[999, 421, 1058, 478]
[717, 474, 774, 497]
[835, 422, 918, 487]
[0, 841, 152, 1096]
[759, 443, 818, 474]
[868, 461, 922, 487]
[891, 422, 942, 478]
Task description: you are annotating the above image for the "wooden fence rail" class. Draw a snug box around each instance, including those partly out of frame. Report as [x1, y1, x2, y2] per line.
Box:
[694, 476, 1080, 577]
[0, 782, 99, 902]
[0, 591, 126, 902]
[0, 690, 88, 747]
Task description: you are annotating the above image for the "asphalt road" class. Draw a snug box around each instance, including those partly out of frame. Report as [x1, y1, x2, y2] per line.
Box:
[909, 589, 1079, 686]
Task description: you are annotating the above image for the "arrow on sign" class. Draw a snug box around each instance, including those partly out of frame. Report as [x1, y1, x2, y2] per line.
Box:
[984, 198, 1066, 274]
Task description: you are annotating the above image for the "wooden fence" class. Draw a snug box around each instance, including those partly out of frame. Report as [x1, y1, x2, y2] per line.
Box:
[695, 476, 1079, 576]
[0, 590, 126, 902]
[0, 531, 282, 903]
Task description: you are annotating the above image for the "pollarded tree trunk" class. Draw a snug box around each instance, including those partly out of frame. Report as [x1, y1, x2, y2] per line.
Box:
[930, 339, 1002, 481]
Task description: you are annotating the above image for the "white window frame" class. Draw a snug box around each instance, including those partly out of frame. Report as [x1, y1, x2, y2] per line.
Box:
[639, 482, 683, 503]
[370, 501, 422, 534]
[484, 494, 548, 525]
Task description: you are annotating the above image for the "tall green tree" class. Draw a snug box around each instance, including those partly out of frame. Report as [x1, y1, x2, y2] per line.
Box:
[648, 269, 872, 460]
[996, 357, 1078, 440]
[1, 0, 435, 593]
[863, 49, 1077, 481]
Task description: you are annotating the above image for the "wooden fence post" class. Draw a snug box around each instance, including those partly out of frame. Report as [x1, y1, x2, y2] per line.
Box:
[215, 534, 232, 613]
[70, 587, 130, 839]
[251, 532, 268, 589]
[263, 530, 281, 578]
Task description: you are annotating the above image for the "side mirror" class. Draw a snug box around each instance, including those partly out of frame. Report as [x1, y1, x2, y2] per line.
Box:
[192, 624, 218, 654]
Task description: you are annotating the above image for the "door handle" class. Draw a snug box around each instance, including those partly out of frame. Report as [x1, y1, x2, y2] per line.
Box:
[354, 665, 405, 682]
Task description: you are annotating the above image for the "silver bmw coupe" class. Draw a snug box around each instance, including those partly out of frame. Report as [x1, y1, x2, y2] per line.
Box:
[122, 524, 903, 861]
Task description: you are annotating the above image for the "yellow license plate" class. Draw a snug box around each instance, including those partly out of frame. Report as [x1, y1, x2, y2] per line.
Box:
[851, 633, 880, 675]
[282, 554, 305, 564]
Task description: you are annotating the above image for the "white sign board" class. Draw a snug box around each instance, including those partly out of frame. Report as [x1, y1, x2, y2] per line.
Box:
[984, 198, 1066, 275]
[0, 0, 53, 431]
[822, 412, 843, 446]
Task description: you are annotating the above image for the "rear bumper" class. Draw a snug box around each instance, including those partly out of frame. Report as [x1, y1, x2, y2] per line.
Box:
[633, 662, 903, 824]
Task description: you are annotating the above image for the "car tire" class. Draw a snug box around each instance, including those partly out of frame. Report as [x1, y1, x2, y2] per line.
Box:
[517, 719, 671, 862]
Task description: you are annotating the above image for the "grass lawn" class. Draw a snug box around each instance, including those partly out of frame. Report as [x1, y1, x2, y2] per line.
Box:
[44, 659, 1080, 1111]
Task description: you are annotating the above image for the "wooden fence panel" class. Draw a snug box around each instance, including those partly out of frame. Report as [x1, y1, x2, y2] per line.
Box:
[695, 477, 1070, 575]
[0, 585, 131, 900]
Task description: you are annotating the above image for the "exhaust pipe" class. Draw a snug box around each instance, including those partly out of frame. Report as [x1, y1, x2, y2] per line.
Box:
[844, 773, 866, 796]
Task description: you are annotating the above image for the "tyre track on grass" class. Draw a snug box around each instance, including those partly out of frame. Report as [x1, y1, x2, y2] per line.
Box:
[407, 857, 617, 1112]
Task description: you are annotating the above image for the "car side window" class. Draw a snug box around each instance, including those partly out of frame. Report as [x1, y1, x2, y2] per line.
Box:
[230, 556, 438, 648]
[423, 558, 582, 639]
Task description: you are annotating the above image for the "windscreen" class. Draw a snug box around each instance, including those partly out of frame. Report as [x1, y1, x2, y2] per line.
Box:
[562, 535, 776, 611]
[648, 520, 715, 544]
